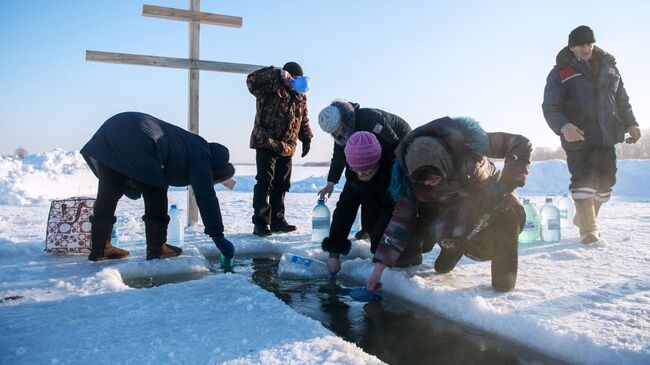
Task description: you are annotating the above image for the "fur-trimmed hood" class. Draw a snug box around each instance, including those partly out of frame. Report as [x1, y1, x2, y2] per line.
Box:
[554, 45, 615, 69]
[389, 116, 489, 199]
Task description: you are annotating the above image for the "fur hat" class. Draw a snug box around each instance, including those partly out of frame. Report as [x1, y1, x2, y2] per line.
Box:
[318, 105, 342, 133]
[344, 132, 382, 170]
[282, 62, 303, 77]
[568, 25, 595, 47]
[404, 137, 453, 179]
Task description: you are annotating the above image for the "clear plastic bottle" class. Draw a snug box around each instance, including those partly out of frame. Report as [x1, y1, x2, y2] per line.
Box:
[277, 253, 329, 280]
[518, 198, 538, 243]
[350, 207, 361, 236]
[312, 199, 330, 243]
[168, 204, 184, 244]
[556, 193, 575, 229]
[111, 226, 119, 245]
[539, 195, 561, 242]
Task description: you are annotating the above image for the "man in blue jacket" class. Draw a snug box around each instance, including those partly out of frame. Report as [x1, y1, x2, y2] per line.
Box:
[81, 112, 235, 261]
[543, 26, 641, 244]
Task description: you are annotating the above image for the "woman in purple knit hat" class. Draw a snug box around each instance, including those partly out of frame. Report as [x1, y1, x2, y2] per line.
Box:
[322, 131, 422, 275]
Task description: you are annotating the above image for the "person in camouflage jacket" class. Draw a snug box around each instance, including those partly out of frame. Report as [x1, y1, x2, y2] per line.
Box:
[366, 117, 532, 293]
[247, 62, 313, 236]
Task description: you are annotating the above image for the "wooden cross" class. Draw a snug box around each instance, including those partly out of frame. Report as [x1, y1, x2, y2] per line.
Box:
[86, 1, 264, 226]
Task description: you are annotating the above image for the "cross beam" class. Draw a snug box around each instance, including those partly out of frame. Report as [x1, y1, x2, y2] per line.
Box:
[85, 50, 263, 74]
[86, 1, 263, 226]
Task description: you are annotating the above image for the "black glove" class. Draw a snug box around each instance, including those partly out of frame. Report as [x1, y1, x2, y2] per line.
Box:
[212, 234, 234, 258]
[301, 141, 310, 157]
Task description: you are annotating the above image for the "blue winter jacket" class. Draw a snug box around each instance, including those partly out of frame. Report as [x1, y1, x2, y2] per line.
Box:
[542, 46, 637, 150]
[81, 112, 230, 236]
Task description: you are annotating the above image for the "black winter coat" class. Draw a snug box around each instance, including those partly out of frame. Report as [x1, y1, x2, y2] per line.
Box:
[326, 104, 411, 184]
[81, 112, 230, 236]
[542, 46, 637, 150]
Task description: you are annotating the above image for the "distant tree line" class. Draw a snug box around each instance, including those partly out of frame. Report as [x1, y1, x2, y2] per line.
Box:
[531, 128, 650, 161]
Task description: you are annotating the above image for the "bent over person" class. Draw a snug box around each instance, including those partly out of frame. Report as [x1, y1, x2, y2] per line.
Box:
[247, 62, 313, 237]
[317, 100, 411, 238]
[367, 117, 532, 292]
[81, 112, 235, 261]
[542, 25, 640, 244]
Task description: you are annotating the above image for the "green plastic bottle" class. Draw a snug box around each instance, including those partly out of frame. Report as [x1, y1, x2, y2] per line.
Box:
[519, 198, 539, 243]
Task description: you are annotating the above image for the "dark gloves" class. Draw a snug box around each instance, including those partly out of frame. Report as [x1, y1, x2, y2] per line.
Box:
[301, 141, 310, 157]
[212, 234, 234, 258]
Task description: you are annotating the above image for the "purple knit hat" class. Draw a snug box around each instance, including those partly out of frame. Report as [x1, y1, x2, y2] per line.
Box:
[344, 131, 382, 170]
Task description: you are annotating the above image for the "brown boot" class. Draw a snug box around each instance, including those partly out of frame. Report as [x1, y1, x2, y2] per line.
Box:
[144, 215, 183, 260]
[88, 216, 130, 262]
[574, 199, 599, 244]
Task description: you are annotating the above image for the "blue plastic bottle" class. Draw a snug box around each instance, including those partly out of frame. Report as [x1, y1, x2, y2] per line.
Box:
[312, 199, 330, 243]
[539, 195, 561, 242]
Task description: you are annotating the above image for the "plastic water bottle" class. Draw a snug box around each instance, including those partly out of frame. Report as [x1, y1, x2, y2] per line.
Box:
[539, 195, 561, 242]
[350, 207, 361, 235]
[556, 194, 575, 229]
[168, 204, 184, 244]
[519, 198, 538, 243]
[312, 199, 330, 243]
[111, 226, 119, 245]
[277, 253, 329, 280]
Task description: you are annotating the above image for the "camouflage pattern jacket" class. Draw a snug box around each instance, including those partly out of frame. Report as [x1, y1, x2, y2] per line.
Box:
[374, 117, 532, 266]
[247, 66, 313, 156]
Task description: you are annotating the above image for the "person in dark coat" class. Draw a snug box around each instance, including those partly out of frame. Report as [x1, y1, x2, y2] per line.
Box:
[542, 25, 641, 244]
[317, 100, 412, 239]
[81, 112, 235, 262]
[247, 62, 313, 237]
[366, 117, 532, 293]
[321, 132, 398, 275]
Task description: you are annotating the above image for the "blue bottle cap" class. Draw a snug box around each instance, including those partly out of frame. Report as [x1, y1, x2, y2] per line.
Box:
[171, 204, 177, 210]
[290, 76, 310, 94]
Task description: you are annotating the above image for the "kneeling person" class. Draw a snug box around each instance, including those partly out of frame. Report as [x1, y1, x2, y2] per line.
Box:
[367, 117, 532, 292]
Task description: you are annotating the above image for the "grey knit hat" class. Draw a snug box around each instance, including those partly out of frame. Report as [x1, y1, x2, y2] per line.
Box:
[318, 105, 342, 133]
[404, 137, 454, 179]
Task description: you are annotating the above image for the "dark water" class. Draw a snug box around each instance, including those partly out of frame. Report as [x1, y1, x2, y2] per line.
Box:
[124, 256, 566, 365]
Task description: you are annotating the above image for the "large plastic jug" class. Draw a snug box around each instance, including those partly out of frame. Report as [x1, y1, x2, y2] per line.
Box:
[168, 204, 184, 244]
[519, 198, 538, 243]
[350, 207, 361, 236]
[556, 194, 575, 229]
[539, 195, 561, 242]
[111, 226, 119, 245]
[277, 253, 329, 280]
[312, 199, 330, 243]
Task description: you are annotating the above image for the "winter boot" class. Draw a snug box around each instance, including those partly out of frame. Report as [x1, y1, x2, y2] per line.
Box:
[491, 222, 519, 292]
[88, 216, 130, 262]
[270, 217, 297, 233]
[253, 224, 272, 237]
[434, 246, 464, 273]
[354, 230, 369, 240]
[574, 199, 599, 244]
[144, 215, 182, 260]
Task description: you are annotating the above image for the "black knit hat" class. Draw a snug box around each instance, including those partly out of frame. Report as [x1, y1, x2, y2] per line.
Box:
[282, 62, 303, 77]
[568, 25, 596, 47]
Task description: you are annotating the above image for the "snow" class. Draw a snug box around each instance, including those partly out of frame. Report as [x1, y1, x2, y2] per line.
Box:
[1, 151, 649, 364]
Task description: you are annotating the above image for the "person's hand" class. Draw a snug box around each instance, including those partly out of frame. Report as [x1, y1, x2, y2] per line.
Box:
[279, 69, 291, 80]
[560, 123, 585, 142]
[212, 235, 234, 259]
[366, 262, 386, 292]
[626, 126, 641, 144]
[301, 141, 310, 157]
[318, 182, 335, 199]
[327, 257, 341, 275]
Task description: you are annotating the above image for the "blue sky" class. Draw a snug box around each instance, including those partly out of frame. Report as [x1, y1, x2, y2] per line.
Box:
[1, 0, 648, 163]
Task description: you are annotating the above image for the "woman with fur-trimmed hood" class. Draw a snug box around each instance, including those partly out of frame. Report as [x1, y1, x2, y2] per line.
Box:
[366, 116, 532, 293]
